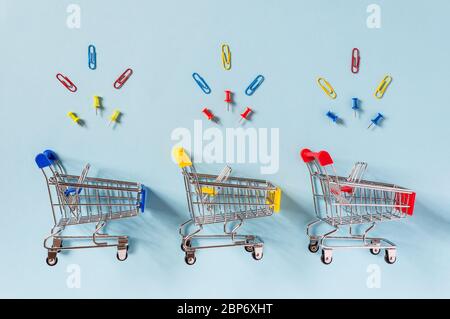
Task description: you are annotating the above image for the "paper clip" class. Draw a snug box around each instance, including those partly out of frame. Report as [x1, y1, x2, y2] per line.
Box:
[192, 73, 211, 94]
[245, 75, 264, 96]
[221, 44, 231, 70]
[56, 73, 77, 93]
[113, 68, 133, 89]
[374, 75, 392, 99]
[351, 48, 360, 74]
[317, 77, 337, 99]
[88, 44, 96, 70]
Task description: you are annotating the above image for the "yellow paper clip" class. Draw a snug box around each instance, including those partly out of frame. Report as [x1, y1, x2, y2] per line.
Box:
[317, 77, 337, 99]
[109, 109, 121, 126]
[67, 111, 81, 124]
[221, 44, 231, 70]
[93, 96, 101, 114]
[374, 75, 392, 99]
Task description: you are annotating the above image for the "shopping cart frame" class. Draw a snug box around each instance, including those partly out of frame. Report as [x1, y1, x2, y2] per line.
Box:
[35, 150, 146, 266]
[174, 148, 281, 265]
[300, 148, 415, 265]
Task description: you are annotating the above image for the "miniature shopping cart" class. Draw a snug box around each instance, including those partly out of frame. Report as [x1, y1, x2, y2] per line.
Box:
[300, 148, 415, 265]
[174, 147, 281, 265]
[35, 150, 146, 266]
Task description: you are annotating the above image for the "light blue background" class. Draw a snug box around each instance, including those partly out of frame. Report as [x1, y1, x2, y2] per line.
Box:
[1, 0, 449, 298]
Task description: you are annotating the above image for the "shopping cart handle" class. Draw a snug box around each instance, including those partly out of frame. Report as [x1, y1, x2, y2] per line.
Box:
[300, 148, 333, 166]
[35, 149, 59, 169]
[139, 185, 147, 213]
[64, 187, 83, 197]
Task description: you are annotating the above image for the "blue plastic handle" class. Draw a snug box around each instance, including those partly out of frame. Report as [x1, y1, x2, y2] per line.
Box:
[326, 111, 339, 123]
[35, 149, 58, 169]
[64, 187, 83, 197]
[139, 185, 147, 213]
[351, 97, 359, 110]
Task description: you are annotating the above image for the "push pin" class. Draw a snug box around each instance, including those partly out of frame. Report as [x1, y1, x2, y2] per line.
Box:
[239, 107, 253, 124]
[68, 112, 82, 125]
[93, 96, 102, 115]
[351, 97, 360, 117]
[326, 111, 340, 123]
[224, 90, 232, 111]
[368, 113, 384, 129]
[109, 109, 121, 127]
[202, 107, 215, 121]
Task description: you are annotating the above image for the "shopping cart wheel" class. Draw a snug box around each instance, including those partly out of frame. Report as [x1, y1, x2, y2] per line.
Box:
[308, 242, 319, 253]
[181, 239, 192, 252]
[252, 251, 263, 260]
[46, 257, 58, 266]
[252, 246, 263, 260]
[384, 249, 397, 264]
[369, 240, 380, 255]
[116, 250, 128, 261]
[245, 245, 254, 253]
[321, 250, 333, 265]
[185, 254, 196, 265]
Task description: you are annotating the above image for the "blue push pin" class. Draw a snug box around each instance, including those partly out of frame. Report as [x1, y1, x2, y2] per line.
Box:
[351, 97, 360, 117]
[368, 113, 384, 129]
[326, 111, 340, 123]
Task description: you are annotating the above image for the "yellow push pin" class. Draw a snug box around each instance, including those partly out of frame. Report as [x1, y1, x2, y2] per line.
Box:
[67, 111, 81, 124]
[93, 96, 102, 115]
[109, 109, 121, 127]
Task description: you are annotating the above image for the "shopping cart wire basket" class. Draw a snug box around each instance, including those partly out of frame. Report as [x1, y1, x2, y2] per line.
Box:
[35, 149, 146, 266]
[173, 147, 281, 265]
[300, 148, 415, 265]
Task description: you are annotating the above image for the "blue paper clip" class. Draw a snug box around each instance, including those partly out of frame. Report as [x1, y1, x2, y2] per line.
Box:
[88, 44, 96, 70]
[245, 75, 265, 96]
[192, 73, 211, 94]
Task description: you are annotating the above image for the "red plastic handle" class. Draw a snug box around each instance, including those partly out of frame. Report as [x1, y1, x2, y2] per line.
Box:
[202, 107, 214, 120]
[300, 148, 334, 166]
[224, 90, 232, 103]
[240, 107, 252, 119]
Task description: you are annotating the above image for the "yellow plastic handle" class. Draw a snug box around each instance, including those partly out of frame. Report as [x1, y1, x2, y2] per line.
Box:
[93, 96, 101, 108]
[110, 110, 121, 122]
[266, 187, 282, 213]
[221, 44, 231, 70]
[317, 77, 337, 99]
[374, 75, 392, 99]
[172, 147, 193, 168]
[67, 111, 80, 123]
[201, 186, 217, 196]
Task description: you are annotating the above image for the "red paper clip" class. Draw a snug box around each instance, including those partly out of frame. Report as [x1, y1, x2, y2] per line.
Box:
[202, 107, 214, 120]
[56, 73, 77, 92]
[239, 107, 253, 123]
[351, 48, 360, 74]
[113, 68, 133, 89]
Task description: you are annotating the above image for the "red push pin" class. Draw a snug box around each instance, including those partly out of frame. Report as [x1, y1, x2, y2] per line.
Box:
[224, 90, 232, 111]
[239, 107, 253, 124]
[202, 107, 215, 121]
